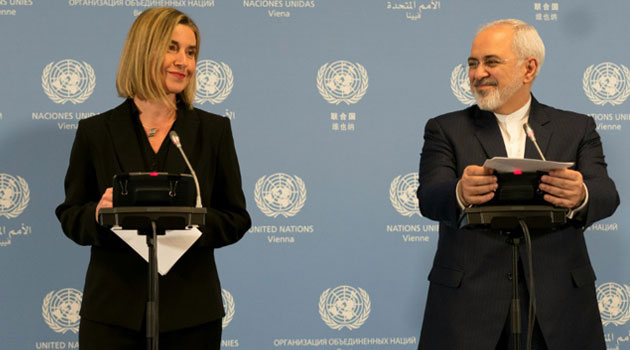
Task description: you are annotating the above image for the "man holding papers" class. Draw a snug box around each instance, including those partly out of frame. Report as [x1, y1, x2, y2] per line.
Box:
[417, 19, 618, 349]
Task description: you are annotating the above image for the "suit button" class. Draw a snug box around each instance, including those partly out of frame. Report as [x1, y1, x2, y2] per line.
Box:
[506, 272, 513, 280]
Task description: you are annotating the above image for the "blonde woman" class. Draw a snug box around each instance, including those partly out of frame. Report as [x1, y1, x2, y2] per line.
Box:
[56, 7, 250, 349]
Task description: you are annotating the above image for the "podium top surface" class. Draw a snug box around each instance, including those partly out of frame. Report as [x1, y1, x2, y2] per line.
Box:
[98, 207, 206, 230]
[462, 205, 568, 230]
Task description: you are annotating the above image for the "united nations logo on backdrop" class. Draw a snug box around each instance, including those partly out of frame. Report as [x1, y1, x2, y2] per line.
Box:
[583, 62, 630, 106]
[255, 173, 306, 218]
[42, 288, 82, 334]
[194, 60, 234, 105]
[390, 172, 421, 217]
[222, 289, 235, 328]
[317, 60, 368, 105]
[42, 59, 95, 104]
[319, 285, 371, 330]
[0, 173, 29, 219]
[0, 174, 31, 247]
[450, 64, 475, 106]
[597, 282, 630, 326]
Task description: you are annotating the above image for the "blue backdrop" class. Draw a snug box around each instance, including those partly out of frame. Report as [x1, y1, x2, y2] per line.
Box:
[1, 1, 629, 349]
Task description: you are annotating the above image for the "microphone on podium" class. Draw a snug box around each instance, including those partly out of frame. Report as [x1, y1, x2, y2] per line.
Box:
[522, 123, 546, 161]
[169, 131, 202, 208]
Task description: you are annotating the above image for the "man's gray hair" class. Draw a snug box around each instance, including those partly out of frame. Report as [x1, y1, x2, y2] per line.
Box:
[479, 19, 546, 77]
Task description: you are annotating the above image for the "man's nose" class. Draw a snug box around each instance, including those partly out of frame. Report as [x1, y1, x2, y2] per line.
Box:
[470, 65, 490, 82]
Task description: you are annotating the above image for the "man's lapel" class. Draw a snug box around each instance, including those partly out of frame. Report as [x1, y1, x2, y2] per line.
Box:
[474, 108, 508, 159]
[524, 96, 552, 160]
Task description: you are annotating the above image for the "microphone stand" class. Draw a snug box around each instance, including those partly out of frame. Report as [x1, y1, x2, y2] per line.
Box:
[462, 205, 567, 350]
[144, 220, 160, 350]
[508, 229, 522, 350]
[99, 206, 206, 350]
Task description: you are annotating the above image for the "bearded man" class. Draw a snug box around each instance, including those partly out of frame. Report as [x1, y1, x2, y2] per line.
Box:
[416, 19, 618, 350]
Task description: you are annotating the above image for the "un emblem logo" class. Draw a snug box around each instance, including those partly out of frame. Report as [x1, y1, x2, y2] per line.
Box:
[319, 285, 371, 330]
[194, 60, 234, 105]
[41, 59, 95, 104]
[254, 173, 306, 218]
[390, 172, 421, 217]
[450, 64, 475, 106]
[583, 62, 630, 106]
[42, 288, 82, 334]
[597, 282, 630, 326]
[222, 289, 235, 329]
[317, 60, 368, 105]
[0, 174, 30, 219]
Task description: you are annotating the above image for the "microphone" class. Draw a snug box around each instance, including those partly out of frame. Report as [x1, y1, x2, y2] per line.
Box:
[522, 123, 546, 161]
[169, 131, 202, 208]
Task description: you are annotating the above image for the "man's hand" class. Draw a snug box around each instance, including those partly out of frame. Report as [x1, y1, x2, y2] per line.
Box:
[95, 187, 113, 222]
[539, 168, 586, 209]
[458, 165, 498, 206]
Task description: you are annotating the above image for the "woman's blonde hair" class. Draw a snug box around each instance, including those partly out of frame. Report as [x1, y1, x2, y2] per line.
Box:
[116, 7, 200, 110]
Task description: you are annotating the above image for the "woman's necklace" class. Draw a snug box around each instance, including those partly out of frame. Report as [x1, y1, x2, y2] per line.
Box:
[142, 111, 176, 138]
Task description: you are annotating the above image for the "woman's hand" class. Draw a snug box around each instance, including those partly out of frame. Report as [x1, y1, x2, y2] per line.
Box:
[95, 187, 113, 222]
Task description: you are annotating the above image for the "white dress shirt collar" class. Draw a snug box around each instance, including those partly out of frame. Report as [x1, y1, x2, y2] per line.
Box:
[493, 97, 532, 158]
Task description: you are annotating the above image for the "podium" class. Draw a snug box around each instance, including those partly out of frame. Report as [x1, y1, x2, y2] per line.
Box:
[99, 206, 206, 350]
[461, 205, 568, 350]
[462, 205, 567, 229]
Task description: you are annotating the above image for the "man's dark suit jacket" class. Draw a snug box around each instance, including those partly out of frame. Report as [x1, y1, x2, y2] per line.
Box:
[56, 99, 251, 332]
[417, 96, 618, 349]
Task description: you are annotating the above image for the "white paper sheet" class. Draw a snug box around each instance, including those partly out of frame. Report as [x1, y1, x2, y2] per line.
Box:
[111, 226, 202, 275]
[483, 157, 574, 173]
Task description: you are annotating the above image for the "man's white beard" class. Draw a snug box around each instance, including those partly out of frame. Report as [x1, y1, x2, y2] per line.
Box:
[472, 77, 523, 112]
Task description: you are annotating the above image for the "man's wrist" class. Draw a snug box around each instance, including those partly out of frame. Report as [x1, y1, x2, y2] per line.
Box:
[567, 183, 589, 219]
[456, 180, 469, 209]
